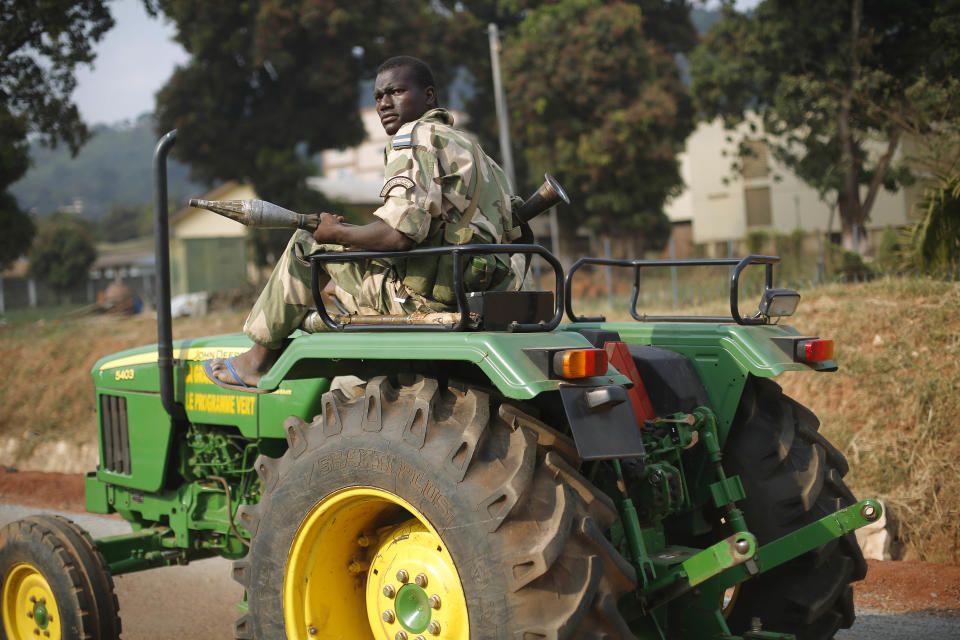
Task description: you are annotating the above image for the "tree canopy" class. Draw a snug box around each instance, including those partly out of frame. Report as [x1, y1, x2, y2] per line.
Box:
[148, 0, 480, 207]
[150, 0, 695, 257]
[149, 0, 498, 260]
[0, 107, 34, 270]
[503, 0, 693, 251]
[0, 0, 114, 268]
[29, 214, 98, 294]
[690, 0, 960, 251]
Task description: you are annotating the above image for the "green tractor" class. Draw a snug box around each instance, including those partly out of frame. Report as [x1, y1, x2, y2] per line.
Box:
[0, 132, 879, 640]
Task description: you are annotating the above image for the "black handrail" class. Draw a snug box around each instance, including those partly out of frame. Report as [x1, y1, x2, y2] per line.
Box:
[564, 255, 779, 325]
[308, 244, 564, 332]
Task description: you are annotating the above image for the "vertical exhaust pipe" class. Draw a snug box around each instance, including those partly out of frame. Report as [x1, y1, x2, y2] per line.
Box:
[153, 130, 187, 422]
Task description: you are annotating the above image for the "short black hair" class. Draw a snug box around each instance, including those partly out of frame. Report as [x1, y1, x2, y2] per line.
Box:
[377, 56, 439, 105]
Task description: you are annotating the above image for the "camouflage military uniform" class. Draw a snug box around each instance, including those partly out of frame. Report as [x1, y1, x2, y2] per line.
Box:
[244, 108, 518, 349]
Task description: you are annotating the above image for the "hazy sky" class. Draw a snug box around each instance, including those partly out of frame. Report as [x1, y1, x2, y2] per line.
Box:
[72, 0, 186, 126]
[71, 0, 761, 126]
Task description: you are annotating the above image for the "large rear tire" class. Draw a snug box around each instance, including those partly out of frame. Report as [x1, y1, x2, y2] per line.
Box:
[232, 375, 637, 639]
[0, 515, 121, 640]
[722, 376, 866, 640]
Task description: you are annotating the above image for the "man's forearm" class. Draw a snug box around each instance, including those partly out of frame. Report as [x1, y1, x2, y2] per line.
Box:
[318, 220, 413, 251]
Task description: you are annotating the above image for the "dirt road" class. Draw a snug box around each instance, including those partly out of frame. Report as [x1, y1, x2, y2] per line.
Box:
[0, 503, 240, 639]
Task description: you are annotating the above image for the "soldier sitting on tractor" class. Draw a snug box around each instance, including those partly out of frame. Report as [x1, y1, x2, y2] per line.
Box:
[205, 55, 521, 392]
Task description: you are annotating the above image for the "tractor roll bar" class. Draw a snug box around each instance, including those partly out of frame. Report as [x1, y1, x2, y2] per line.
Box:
[564, 255, 780, 325]
[308, 244, 564, 332]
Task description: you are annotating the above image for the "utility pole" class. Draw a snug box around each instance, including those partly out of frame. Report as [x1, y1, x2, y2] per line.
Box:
[487, 23, 561, 260]
[487, 23, 516, 191]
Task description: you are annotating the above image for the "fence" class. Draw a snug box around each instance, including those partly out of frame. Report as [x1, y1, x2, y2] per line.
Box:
[0, 268, 156, 315]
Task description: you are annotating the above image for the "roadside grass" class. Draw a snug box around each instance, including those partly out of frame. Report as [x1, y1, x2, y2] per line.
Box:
[0, 309, 247, 464]
[776, 277, 960, 563]
[0, 276, 957, 560]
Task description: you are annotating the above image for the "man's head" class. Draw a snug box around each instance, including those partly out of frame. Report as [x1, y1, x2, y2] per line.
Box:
[374, 56, 438, 135]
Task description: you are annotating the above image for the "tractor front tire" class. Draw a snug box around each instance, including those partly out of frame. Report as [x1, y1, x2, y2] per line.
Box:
[232, 375, 637, 640]
[0, 515, 121, 640]
[723, 376, 866, 640]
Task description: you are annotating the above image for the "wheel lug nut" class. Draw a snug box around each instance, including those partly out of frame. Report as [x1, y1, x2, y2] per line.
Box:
[383, 584, 396, 598]
[309, 627, 317, 635]
[428, 620, 441, 634]
[415, 573, 428, 588]
[428, 595, 441, 609]
[26, 611, 33, 618]
[395, 632, 408, 640]
[396, 569, 409, 583]
[382, 610, 396, 624]
[415, 636, 426, 640]
[29, 596, 36, 603]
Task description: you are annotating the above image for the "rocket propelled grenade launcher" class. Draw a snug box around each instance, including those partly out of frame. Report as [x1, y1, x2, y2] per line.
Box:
[190, 173, 569, 235]
[188, 198, 318, 231]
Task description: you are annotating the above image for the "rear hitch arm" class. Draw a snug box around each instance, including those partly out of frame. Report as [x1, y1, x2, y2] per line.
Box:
[635, 499, 881, 611]
[709, 498, 883, 592]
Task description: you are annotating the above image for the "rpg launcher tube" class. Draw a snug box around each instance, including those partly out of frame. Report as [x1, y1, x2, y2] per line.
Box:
[188, 198, 314, 230]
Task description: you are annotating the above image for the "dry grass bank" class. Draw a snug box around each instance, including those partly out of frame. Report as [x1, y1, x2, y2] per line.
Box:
[0, 308, 246, 472]
[1, 277, 957, 560]
[776, 278, 960, 563]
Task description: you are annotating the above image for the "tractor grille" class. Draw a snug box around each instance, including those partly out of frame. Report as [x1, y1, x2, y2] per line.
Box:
[100, 395, 131, 474]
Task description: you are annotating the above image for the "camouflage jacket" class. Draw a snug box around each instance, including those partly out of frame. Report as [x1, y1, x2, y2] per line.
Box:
[374, 108, 518, 307]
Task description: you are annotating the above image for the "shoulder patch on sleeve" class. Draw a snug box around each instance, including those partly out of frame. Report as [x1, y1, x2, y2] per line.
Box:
[380, 175, 416, 198]
[391, 133, 413, 149]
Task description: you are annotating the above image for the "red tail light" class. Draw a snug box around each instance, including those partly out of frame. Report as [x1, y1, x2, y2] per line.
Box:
[802, 339, 834, 363]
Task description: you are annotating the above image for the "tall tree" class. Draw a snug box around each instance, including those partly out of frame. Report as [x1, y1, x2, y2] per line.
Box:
[690, 0, 960, 251]
[29, 214, 98, 296]
[149, 0, 494, 259]
[503, 0, 693, 255]
[0, 107, 34, 270]
[149, 0, 478, 206]
[0, 0, 114, 268]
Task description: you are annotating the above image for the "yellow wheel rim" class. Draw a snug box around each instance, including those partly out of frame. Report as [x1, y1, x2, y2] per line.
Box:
[283, 487, 469, 640]
[1, 563, 62, 640]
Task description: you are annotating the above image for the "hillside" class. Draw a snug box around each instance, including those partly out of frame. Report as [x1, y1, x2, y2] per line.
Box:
[9, 114, 206, 218]
[0, 276, 957, 561]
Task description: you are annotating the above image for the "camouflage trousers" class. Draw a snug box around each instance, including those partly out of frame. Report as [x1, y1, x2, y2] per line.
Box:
[243, 230, 429, 349]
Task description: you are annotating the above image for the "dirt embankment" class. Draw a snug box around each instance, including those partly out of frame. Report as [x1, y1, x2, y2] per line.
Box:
[0, 309, 247, 473]
[775, 278, 960, 563]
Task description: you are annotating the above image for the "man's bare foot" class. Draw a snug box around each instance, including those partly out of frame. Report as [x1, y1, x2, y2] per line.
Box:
[208, 344, 281, 387]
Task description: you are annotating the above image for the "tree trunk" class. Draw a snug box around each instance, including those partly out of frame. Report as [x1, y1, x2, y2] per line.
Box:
[838, 0, 864, 254]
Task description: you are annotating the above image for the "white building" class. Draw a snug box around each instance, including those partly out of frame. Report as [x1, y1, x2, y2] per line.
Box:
[665, 117, 920, 255]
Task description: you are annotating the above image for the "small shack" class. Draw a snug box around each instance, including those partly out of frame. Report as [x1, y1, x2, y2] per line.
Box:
[170, 182, 254, 295]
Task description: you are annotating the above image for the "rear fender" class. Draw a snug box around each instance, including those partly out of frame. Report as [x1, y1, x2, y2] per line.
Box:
[564, 322, 831, 442]
[259, 330, 633, 401]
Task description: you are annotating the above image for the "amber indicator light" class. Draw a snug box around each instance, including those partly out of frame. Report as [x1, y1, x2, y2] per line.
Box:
[556, 349, 608, 379]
